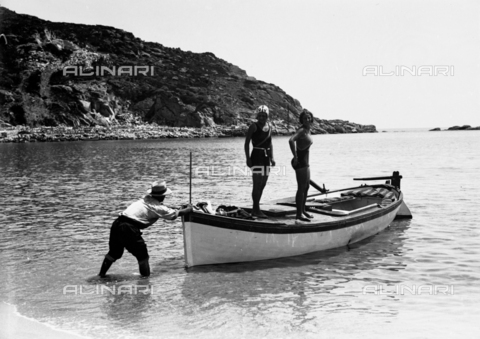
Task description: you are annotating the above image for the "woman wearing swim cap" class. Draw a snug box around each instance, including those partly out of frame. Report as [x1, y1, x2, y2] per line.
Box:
[244, 105, 276, 218]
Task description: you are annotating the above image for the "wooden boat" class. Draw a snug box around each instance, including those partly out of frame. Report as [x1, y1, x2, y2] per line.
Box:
[182, 171, 412, 267]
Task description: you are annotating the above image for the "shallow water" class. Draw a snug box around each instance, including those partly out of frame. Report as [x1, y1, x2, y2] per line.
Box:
[1, 130, 479, 338]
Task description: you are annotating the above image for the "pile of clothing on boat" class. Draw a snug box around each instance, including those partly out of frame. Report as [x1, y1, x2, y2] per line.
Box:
[194, 201, 255, 219]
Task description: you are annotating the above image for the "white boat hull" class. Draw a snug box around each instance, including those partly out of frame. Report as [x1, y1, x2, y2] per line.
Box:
[183, 203, 401, 267]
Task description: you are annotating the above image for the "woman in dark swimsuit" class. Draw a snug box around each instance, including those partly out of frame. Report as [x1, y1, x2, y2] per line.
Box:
[289, 110, 314, 224]
[245, 105, 276, 218]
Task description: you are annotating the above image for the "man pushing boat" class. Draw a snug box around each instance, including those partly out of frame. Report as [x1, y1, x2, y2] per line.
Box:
[98, 181, 192, 277]
[244, 105, 276, 218]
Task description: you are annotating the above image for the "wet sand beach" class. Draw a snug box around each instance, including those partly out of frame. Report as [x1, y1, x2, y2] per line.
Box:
[0, 303, 89, 339]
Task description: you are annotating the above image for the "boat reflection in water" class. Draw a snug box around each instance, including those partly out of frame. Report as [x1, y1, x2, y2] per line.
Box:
[180, 219, 412, 326]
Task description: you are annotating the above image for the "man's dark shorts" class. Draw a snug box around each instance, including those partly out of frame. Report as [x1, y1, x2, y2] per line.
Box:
[107, 216, 149, 262]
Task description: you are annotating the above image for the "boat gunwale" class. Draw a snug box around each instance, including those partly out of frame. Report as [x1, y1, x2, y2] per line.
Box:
[184, 191, 403, 234]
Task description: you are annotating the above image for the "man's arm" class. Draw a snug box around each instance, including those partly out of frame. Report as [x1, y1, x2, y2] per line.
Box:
[167, 204, 193, 220]
[149, 201, 192, 221]
[177, 204, 193, 217]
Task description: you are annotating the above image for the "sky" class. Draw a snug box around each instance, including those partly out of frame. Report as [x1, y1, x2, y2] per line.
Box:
[2, 0, 479, 129]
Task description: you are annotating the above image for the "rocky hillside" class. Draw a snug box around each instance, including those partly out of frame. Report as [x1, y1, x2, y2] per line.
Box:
[0, 6, 376, 135]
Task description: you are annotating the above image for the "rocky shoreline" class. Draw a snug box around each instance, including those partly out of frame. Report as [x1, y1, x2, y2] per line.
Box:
[0, 119, 376, 143]
[0, 124, 239, 143]
[429, 125, 480, 131]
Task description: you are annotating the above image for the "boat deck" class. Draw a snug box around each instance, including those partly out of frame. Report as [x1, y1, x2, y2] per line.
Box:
[189, 184, 403, 230]
[238, 201, 389, 227]
[238, 204, 336, 226]
[236, 188, 394, 227]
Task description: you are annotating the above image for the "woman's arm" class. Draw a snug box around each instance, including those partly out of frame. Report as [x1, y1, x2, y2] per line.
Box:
[289, 128, 303, 158]
[244, 123, 257, 167]
[269, 143, 275, 166]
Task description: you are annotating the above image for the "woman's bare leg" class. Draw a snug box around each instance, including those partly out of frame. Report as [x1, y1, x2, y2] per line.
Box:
[295, 167, 310, 221]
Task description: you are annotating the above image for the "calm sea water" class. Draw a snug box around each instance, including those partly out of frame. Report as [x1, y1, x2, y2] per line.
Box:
[1, 130, 479, 339]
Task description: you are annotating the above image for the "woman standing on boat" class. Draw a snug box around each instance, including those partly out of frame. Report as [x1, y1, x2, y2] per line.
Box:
[245, 105, 276, 218]
[289, 110, 314, 224]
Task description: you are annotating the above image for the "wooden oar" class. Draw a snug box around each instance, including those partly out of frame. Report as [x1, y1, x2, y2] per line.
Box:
[310, 179, 329, 194]
[354, 171, 402, 189]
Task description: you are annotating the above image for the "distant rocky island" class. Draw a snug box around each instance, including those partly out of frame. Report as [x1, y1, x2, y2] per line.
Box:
[0, 6, 376, 143]
[430, 125, 480, 131]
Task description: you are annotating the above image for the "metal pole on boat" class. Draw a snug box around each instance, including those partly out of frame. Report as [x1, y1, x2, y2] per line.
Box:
[189, 151, 192, 204]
